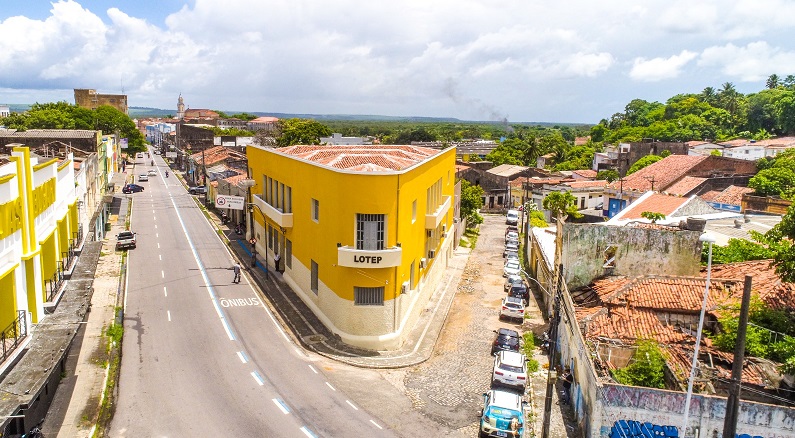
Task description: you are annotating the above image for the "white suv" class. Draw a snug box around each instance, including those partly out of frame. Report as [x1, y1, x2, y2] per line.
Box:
[478, 389, 527, 438]
[492, 350, 528, 391]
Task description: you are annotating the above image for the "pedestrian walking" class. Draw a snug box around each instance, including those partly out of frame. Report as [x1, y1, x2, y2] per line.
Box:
[561, 368, 573, 405]
[232, 262, 241, 283]
[274, 252, 281, 273]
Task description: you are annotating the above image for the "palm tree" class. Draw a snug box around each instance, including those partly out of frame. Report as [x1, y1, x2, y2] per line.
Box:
[719, 82, 739, 117]
[785, 75, 795, 90]
[700, 86, 717, 105]
[766, 74, 780, 89]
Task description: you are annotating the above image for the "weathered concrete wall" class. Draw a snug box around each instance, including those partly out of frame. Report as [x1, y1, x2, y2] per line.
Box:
[561, 223, 702, 290]
[599, 384, 795, 438]
[674, 196, 718, 217]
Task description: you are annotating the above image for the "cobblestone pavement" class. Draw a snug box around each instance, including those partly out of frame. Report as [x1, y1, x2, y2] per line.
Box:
[395, 214, 573, 437]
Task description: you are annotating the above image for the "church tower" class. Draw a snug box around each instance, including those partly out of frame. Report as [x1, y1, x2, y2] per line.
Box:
[177, 94, 185, 120]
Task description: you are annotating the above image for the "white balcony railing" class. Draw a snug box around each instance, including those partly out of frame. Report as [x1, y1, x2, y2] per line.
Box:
[425, 195, 451, 229]
[252, 194, 293, 228]
[337, 246, 402, 268]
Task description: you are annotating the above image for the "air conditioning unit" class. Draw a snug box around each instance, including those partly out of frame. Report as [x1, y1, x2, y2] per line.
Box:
[428, 250, 436, 259]
[420, 258, 427, 268]
[401, 281, 409, 294]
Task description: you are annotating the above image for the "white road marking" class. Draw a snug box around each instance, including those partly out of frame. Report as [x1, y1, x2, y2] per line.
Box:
[308, 365, 318, 374]
[251, 371, 264, 386]
[370, 420, 383, 429]
[161, 270, 164, 278]
[272, 398, 290, 414]
[155, 224, 158, 229]
[157, 242, 160, 248]
[325, 382, 336, 391]
[156, 233, 159, 238]
[159, 255, 162, 261]
[237, 351, 248, 363]
[346, 400, 358, 410]
[163, 286, 167, 297]
[152, 209, 155, 214]
[167, 311, 171, 321]
[300, 426, 317, 437]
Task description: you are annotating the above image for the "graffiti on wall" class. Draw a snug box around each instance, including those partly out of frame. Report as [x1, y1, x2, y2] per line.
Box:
[609, 420, 768, 438]
[609, 420, 678, 437]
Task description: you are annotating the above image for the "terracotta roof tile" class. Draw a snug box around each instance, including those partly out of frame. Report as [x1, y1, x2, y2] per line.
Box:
[572, 169, 598, 178]
[562, 180, 608, 189]
[277, 145, 441, 172]
[607, 155, 708, 192]
[710, 185, 753, 206]
[699, 190, 722, 202]
[587, 275, 741, 312]
[583, 307, 690, 344]
[706, 260, 795, 310]
[618, 193, 688, 220]
[664, 176, 707, 196]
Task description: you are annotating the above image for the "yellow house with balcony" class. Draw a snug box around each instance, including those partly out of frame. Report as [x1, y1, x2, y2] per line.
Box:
[246, 144, 456, 350]
[0, 146, 78, 358]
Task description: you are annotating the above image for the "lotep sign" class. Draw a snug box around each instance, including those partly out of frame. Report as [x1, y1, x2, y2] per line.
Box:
[165, 151, 177, 158]
[337, 246, 402, 268]
[215, 194, 246, 210]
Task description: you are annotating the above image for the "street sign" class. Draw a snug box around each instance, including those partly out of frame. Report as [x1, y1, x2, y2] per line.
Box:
[166, 151, 177, 158]
[215, 194, 245, 210]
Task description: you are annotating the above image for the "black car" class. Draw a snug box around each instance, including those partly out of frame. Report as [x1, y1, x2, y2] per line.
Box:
[122, 184, 145, 194]
[508, 284, 530, 306]
[491, 328, 521, 355]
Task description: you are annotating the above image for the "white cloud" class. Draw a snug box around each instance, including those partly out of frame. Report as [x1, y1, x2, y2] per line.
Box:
[698, 41, 795, 82]
[629, 51, 698, 82]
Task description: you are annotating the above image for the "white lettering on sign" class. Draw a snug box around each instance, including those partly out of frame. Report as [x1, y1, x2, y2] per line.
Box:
[220, 297, 261, 308]
[353, 255, 383, 264]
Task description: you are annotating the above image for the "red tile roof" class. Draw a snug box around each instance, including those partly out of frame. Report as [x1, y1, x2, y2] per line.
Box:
[707, 260, 795, 310]
[276, 145, 441, 171]
[562, 179, 608, 189]
[582, 307, 690, 344]
[184, 109, 219, 119]
[607, 155, 708, 192]
[190, 146, 232, 166]
[618, 193, 688, 220]
[572, 169, 598, 178]
[699, 190, 721, 202]
[710, 185, 753, 206]
[225, 174, 249, 185]
[592, 276, 740, 312]
[664, 176, 707, 196]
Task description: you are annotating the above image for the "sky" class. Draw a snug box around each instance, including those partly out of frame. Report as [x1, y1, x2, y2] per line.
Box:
[2, 1, 795, 124]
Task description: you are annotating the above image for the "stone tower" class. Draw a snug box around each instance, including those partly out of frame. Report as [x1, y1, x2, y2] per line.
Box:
[177, 94, 185, 120]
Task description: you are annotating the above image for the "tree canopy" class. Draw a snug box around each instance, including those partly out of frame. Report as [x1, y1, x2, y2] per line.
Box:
[460, 179, 484, 225]
[275, 118, 332, 146]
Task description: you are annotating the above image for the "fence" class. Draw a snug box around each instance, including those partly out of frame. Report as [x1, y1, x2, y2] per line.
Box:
[0, 310, 27, 365]
[44, 266, 64, 303]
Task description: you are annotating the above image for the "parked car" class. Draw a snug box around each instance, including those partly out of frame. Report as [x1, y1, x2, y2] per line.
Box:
[505, 231, 519, 243]
[505, 225, 518, 236]
[122, 184, 144, 194]
[504, 274, 524, 292]
[115, 231, 137, 250]
[503, 243, 519, 258]
[508, 284, 530, 306]
[505, 237, 519, 246]
[506, 209, 519, 225]
[491, 328, 521, 355]
[500, 296, 525, 321]
[478, 389, 527, 438]
[492, 350, 528, 391]
[505, 252, 519, 263]
[189, 186, 207, 195]
[148, 169, 157, 176]
[138, 174, 149, 182]
[503, 261, 521, 277]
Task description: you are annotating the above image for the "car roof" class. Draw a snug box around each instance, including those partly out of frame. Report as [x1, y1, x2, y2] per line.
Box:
[497, 327, 519, 337]
[505, 261, 520, 268]
[488, 390, 523, 411]
[499, 350, 526, 367]
[505, 296, 523, 305]
[507, 274, 522, 281]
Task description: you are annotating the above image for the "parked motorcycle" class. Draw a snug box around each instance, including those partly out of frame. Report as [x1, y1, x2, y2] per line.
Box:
[539, 331, 550, 353]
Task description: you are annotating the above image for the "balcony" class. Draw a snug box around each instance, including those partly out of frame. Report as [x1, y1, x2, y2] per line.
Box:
[338, 246, 402, 268]
[425, 195, 452, 229]
[252, 194, 293, 228]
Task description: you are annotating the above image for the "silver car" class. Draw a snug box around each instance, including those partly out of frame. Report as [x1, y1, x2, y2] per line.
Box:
[499, 296, 525, 321]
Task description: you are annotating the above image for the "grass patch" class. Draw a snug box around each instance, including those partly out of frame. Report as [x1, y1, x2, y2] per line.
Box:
[522, 332, 540, 372]
[461, 228, 480, 248]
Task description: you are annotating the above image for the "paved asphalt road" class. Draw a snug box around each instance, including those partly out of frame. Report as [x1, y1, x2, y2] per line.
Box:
[110, 152, 395, 437]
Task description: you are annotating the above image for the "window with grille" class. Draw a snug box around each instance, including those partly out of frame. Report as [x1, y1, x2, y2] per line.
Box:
[311, 260, 318, 294]
[354, 286, 384, 306]
[285, 239, 292, 269]
[311, 199, 319, 222]
[356, 214, 385, 250]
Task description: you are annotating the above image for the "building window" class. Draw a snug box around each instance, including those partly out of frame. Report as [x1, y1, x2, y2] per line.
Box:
[311, 260, 318, 294]
[354, 286, 384, 306]
[426, 178, 443, 213]
[412, 200, 417, 223]
[286, 239, 292, 269]
[267, 225, 273, 249]
[410, 260, 416, 289]
[356, 214, 385, 250]
[311, 198, 319, 222]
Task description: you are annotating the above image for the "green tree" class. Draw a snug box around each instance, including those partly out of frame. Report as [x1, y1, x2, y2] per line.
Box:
[627, 155, 663, 175]
[277, 118, 332, 146]
[640, 211, 665, 223]
[542, 191, 581, 221]
[94, 105, 145, 151]
[460, 179, 484, 225]
[612, 340, 666, 389]
[597, 169, 619, 182]
[704, 237, 775, 264]
[767, 74, 780, 89]
[528, 210, 548, 228]
[764, 204, 795, 282]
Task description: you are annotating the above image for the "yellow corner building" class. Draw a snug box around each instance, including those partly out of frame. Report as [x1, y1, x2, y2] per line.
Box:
[0, 146, 78, 356]
[247, 145, 456, 350]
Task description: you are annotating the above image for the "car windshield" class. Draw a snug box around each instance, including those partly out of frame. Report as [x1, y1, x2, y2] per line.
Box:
[506, 262, 519, 269]
[498, 336, 519, 347]
[505, 302, 522, 310]
[498, 363, 524, 373]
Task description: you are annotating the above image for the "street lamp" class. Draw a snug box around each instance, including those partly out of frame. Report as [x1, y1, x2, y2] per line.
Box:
[681, 232, 715, 437]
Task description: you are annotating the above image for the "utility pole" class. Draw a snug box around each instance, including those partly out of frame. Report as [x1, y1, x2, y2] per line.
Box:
[541, 264, 563, 438]
[723, 276, 752, 437]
